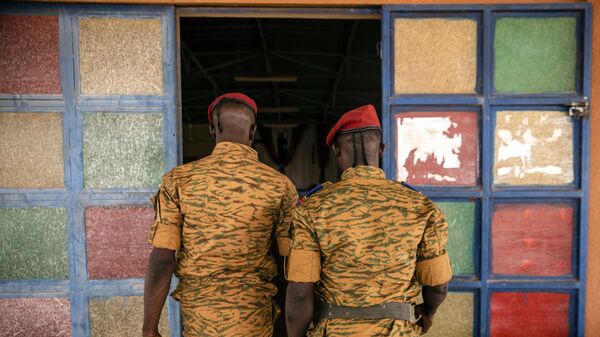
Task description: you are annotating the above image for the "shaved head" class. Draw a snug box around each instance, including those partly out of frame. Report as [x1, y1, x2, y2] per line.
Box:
[209, 100, 257, 145]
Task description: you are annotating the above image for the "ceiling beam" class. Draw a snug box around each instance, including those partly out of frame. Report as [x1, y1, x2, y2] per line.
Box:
[271, 51, 337, 75]
[203, 53, 262, 73]
[181, 41, 221, 96]
[324, 20, 359, 123]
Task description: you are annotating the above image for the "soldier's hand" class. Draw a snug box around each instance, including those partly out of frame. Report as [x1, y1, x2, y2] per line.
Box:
[414, 303, 435, 334]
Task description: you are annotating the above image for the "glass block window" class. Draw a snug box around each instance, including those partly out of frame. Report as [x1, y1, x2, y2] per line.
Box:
[395, 111, 478, 186]
[0, 207, 68, 280]
[86, 206, 154, 279]
[0, 113, 64, 188]
[79, 17, 163, 95]
[437, 201, 476, 275]
[426, 292, 474, 337]
[89, 296, 169, 337]
[0, 298, 71, 335]
[386, 6, 589, 336]
[0, 15, 61, 94]
[494, 110, 574, 186]
[492, 203, 573, 276]
[494, 17, 577, 94]
[394, 18, 478, 94]
[83, 113, 164, 189]
[490, 292, 570, 337]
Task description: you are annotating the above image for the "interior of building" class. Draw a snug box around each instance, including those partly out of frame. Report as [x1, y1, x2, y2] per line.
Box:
[180, 17, 381, 191]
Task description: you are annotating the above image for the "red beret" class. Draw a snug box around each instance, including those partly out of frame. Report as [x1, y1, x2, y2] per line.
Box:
[207, 92, 258, 124]
[326, 104, 381, 146]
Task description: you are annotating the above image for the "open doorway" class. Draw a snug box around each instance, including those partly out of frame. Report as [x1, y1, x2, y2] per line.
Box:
[179, 17, 381, 191]
[178, 15, 381, 336]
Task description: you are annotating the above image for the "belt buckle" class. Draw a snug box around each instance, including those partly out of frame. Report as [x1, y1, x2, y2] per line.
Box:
[409, 304, 421, 324]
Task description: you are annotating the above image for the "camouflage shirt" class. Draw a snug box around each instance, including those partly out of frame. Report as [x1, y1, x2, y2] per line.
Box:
[149, 141, 297, 303]
[287, 166, 451, 337]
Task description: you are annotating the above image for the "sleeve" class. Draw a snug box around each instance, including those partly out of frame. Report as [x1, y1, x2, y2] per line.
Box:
[416, 205, 452, 286]
[148, 172, 183, 251]
[274, 180, 299, 257]
[286, 206, 321, 283]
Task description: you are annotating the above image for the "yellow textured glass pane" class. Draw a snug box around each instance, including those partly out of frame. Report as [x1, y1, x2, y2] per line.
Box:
[426, 292, 474, 337]
[494, 110, 573, 185]
[0, 113, 63, 188]
[89, 296, 169, 337]
[394, 18, 477, 94]
[79, 17, 163, 95]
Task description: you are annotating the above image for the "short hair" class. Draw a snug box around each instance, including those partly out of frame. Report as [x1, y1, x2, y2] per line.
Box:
[211, 100, 255, 124]
[336, 129, 381, 146]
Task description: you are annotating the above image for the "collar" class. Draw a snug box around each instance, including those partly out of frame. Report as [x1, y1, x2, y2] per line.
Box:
[341, 165, 386, 180]
[212, 141, 258, 160]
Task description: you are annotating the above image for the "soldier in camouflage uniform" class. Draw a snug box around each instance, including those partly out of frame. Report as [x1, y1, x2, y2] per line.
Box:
[143, 93, 298, 337]
[285, 105, 452, 337]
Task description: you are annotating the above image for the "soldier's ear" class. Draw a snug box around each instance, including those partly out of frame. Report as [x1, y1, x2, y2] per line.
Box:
[332, 143, 341, 157]
[379, 143, 385, 157]
[208, 123, 216, 141]
[249, 124, 257, 142]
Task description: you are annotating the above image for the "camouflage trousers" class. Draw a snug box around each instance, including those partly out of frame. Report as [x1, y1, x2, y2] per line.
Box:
[173, 278, 279, 337]
[308, 318, 421, 337]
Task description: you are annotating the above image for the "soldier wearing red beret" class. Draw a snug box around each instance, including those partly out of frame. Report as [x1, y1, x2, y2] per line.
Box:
[285, 105, 452, 337]
[143, 93, 298, 337]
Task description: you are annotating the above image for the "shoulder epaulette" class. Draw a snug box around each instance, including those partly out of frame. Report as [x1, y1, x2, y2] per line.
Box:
[298, 182, 331, 205]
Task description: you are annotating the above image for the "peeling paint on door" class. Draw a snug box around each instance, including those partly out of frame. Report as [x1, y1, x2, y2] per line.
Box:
[396, 111, 478, 186]
[494, 110, 573, 185]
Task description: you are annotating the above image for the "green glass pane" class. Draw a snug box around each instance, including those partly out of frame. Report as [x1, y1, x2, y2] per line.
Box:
[494, 17, 577, 93]
[84, 113, 164, 188]
[425, 292, 474, 337]
[0, 207, 68, 279]
[438, 202, 475, 275]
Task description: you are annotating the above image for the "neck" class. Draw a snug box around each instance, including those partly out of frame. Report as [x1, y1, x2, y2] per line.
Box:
[340, 158, 379, 173]
[216, 134, 251, 146]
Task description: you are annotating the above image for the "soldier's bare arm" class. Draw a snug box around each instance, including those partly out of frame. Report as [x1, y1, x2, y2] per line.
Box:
[286, 281, 315, 337]
[143, 248, 176, 337]
[415, 283, 449, 334]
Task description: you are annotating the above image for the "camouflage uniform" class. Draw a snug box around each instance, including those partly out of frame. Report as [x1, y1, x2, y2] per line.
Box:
[287, 165, 452, 337]
[149, 141, 298, 337]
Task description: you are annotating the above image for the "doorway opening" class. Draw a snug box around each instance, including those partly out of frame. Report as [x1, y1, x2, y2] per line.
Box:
[179, 16, 382, 190]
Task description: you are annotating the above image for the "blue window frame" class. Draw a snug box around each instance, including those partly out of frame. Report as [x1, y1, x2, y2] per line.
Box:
[0, 3, 179, 337]
[382, 3, 591, 336]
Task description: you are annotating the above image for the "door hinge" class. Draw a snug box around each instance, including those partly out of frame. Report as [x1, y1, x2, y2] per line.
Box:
[376, 41, 382, 60]
[566, 99, 590, 119]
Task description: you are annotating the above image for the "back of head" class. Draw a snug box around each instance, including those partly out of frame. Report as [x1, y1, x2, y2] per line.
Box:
[335, 129, 382, 168]
[209, 96, 257, 145]
[214, 101, 255, 132]
[326, 105, 384, 171]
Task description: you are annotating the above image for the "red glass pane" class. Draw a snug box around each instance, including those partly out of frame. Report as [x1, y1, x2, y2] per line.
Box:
[395, 111, 478, 186]
[0, 15, 61, 94]
[492, 203, 573, 276]
[0, 298, 71, 336]
[491, 292, 570, 337]
[86, 206, 154, 279]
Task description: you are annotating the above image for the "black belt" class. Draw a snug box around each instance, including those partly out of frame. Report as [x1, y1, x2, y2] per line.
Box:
[317, 302, 417, 322]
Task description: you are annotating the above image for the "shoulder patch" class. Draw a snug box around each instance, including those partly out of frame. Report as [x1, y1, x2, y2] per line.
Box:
[298, 182, 331, 205]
